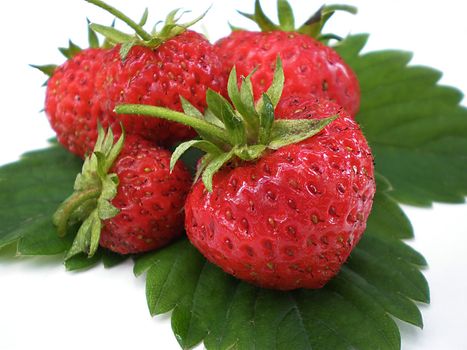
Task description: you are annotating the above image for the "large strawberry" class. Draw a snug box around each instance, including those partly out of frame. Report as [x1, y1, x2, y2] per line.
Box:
[37, 0, 226, 158]
[116, 60, 376, 290]
[215, 1, 360, 117]
[53, 127, 192, 258]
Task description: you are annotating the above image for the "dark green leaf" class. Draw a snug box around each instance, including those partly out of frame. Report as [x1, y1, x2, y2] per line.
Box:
[65, 249, 103, 271]
[335, 34, 467, 206]
[0, 144, 81, 252]
[102, 249, 128, 268]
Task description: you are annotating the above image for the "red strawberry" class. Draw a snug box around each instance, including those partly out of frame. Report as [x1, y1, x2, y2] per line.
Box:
[97, 30, 226, 146]
[215, 1, 360, 116]
[117, 60, 375, 290]
[35, 33, 114, 158]
[53, 128, 192, 258]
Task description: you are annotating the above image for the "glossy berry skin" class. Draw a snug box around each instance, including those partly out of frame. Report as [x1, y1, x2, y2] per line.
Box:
[215, 31, 360, 117]
[45, 48, 115, 158]
[100, 135, 192, 255]
[185, 97, 375, 290]
[98, 30, 227, 146]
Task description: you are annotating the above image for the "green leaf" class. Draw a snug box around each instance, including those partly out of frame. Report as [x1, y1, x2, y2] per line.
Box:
[0, 144, 81, 252]
[335, 34, 467, 206]
[268, 116, 337, 150]
[277, 0, 295, 31]
[136, 182, 428, 349]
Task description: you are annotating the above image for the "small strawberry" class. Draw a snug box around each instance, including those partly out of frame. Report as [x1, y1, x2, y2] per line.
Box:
[53, 127, 192, 257]
[215, 1, 360, 116]
[90, 0, 226, 146]
[34, 24, 114, 158]
[116, 59, 375, 290]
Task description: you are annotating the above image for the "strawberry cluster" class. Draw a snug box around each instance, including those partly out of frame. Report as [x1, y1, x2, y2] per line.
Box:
[40, 0, 375, 290]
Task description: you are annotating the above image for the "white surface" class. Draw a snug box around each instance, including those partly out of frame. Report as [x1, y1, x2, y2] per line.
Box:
[0, 1, 466, 349]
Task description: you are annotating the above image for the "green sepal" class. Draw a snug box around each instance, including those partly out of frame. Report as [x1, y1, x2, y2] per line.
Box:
[31, 64, 57, 78]
[298, 4, 358, 38]
[87, 18, 100, 48]
[139, 8, 149, 27]
[238, 0, 278, 32]
[277, 0, 295, 31]
[228, 67, 260, 133]
[53, 125, 125, 260]
[255, 56, 284, 112]
[170, 140, 223, 173]
[59, 40, 82, 59]
[120, 40, 138, 61]
[258, 94, 275, 145]
[90, 23, 134, 44]
[206, 90, 246, 146]
[235, 1, 357, 40]
[268, 116, 337, 150]
[234, 145, 267, 161]
[202, 150, 235, 192]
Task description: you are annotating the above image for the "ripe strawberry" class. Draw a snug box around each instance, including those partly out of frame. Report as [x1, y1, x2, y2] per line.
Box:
[117, 60, 376, 290]
[53, 127, 192, 257]
[215, 1, 360, 116]
[97, 30, 226, 146]
[34, 27, 114, 158]
[37, 1, 226, 158]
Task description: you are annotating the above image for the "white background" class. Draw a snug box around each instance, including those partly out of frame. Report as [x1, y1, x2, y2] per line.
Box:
[0, 1, 466, 349]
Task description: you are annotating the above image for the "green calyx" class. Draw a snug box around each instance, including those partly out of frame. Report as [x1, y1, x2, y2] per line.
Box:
[53, 126, 124, 260]
[115, 57, 337, 192]
[86, 0, 208, 60]
[235, 0, 357, 42]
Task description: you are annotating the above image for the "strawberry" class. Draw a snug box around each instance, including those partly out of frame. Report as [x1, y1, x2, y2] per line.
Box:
[53, 127, 191, 257]
[37, 0, 226, 158]
[215, 1, 360, 117]
[116, 59, 376, 290]
[97, 30, 225, 146]
[90, 0, 226, 146]
[34, 27, 113, 158]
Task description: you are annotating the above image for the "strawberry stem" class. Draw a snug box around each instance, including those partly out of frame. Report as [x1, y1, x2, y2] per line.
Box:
[86, 0, 152, 41]
[53, 187, 101, 238]
[115, 104, 231, 145]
